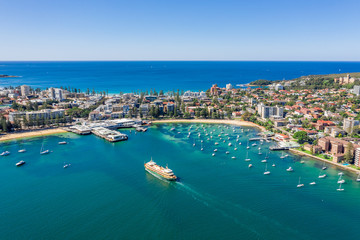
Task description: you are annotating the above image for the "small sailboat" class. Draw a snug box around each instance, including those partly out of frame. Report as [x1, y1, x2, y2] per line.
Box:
[322, 162, 327, 170]
[297, 177, 304, 188]
[231, 156, 236, 159]
[245, 152, 251, 161]
[337, 183, 344, 191]
[261, 159, 267, 163]
[40, 142, 50, 155]
[226, 151, 230, 154]
[356, 172, 360, 182]
[214, 149, 218, 152]
[252, 143, 257, 147]
[58, 141, 67, 145]
[63, 163, 71, 168]
[272, 163, 276, 167]
[264, 164, 270, 175]
[212, 153, 216, 157]
[286, 167, 294, 172]
[201, 142, 204, 151]
[193, 139, 196, 147]
[309, 182, 316, 185]
[258, 149, 262, 155]
[318, 173, 327, 179]
[246, 141, 250, 149]
[337, 175, 345, 184]
[338, 172, 344, 176]
[18, 149, 26, 153]
[265, 152, 269, 159]
[16, 160, 26, 166]
[1, 151, 10, 156]
[280, 152, 286, 159]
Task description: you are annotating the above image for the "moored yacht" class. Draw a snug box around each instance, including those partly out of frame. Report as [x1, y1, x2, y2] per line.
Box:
[16, 160, 25, 166]
[297, 177, 304, 188]
[18, 149, 26, 153]
[286, 167, 294, 172]
[63, 163, 71, 168]
[245, 152, 251, 161]
[264, 164, 270, 175]
[1, 151, 10, 156]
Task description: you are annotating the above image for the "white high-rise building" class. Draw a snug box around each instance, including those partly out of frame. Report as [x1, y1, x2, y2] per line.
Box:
[343, 117, 359, 133]
[353, 85, 360, 96]
[275, 84, 284, 91]
[49, 87, 64, 101]
[226, 83, 233, 90]
[20, 85, 30, 97]
[257, 103, 284, 119]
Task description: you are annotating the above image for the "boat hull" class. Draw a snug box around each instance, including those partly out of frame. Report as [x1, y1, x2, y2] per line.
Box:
[145, 167, 177, 181]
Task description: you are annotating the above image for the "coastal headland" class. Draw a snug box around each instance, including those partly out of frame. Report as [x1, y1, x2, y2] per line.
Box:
[0, 128, 67, 142]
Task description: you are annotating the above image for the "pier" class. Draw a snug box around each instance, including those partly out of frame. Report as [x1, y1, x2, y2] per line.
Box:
[269, 146, 289, 151]
[249, 137, 271, 142]
[91, 127, 128, 142]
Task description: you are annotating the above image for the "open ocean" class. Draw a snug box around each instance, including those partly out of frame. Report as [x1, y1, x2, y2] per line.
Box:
[1, 123, 360, 240]
[1, 61, 360, 93]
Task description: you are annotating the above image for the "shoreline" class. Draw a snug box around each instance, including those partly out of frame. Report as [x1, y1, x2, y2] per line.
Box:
[153, 119, 360, 175]
[289, 148, 360, 175]
[152, 119, 266, 131]
[0, 128, 67, 142]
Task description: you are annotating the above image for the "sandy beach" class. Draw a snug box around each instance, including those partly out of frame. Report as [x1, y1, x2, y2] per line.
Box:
[0, 128, 67, 142]
[152, 119, 266, 131]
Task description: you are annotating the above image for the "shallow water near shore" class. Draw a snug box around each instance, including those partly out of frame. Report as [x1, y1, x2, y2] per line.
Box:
[1, 123, 360, 240]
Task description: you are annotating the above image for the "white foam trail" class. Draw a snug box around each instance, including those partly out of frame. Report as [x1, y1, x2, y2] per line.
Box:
[174, 181, 314, 240]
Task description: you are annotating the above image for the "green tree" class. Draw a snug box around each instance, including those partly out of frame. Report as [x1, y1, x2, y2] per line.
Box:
[344, 143, 354, 163]
[293, 131, 310, 144]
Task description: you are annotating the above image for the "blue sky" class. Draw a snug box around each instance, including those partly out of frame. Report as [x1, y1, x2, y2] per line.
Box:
[1, 0, 360, 61]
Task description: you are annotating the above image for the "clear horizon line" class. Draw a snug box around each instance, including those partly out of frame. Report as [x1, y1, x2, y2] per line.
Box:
[1, 59, 360, 62]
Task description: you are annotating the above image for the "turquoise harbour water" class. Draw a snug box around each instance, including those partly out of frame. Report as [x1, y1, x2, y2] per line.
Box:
[1, 123, 360, 240]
